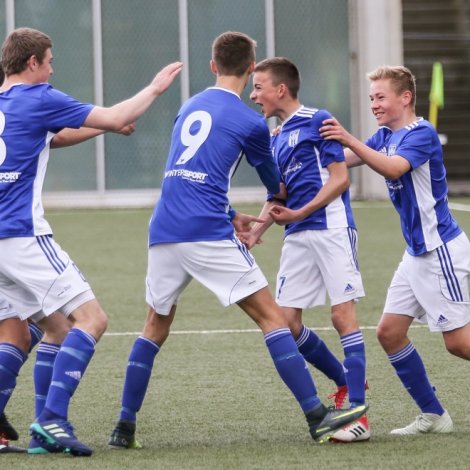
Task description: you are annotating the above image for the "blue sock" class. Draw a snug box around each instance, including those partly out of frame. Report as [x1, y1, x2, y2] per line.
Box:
[0, 343, 26, 414]
[389, 342, 444, 415]
[39, 328, 96, 421]
[296, 325, 346, 386]
[265, 328, 320, 413]
[33, 342, 60, 417]
[28, 323, 44, 353]
[120, 336, 160, 422]
[341, 331, 366, 407]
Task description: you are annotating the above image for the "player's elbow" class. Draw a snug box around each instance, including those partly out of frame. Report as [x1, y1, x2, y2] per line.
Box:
[101, 115, 128, 132]
[337, 173, 350, 192]
[383, 168, 404, 180]
[85, 107, 127, 133]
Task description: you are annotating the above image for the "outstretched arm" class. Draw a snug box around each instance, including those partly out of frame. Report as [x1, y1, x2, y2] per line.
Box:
[344, 148, 365, 168]
[50, 124, 136, 148]
[320, 117, 410, 179]
[84, 61, 183, 132]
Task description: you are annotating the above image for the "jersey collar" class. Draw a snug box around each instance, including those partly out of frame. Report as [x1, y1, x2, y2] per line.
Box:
[206, 86, 241, 99]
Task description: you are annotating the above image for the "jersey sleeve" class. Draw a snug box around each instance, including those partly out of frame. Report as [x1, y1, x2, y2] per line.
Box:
[314, 109, 345, 167]
[243, 117, 273, 167]
[396, 125, 434, 169]
[364, 128, 385, 150]
[40, 86, 94, 133]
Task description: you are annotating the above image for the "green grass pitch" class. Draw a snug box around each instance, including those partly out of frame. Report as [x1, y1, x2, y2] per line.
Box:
[4, 200, 470, 469]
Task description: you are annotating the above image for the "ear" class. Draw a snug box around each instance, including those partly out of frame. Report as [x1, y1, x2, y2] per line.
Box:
[210, 59, 217, 75]
[26, 55, 38, 71]
[402, 90, 413, 106]
[278, 83, 288, 98]
[248, 61, 255, 74]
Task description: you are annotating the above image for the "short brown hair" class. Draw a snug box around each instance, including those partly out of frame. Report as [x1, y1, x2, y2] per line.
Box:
[1, 27, 52, 76]
[254, 57, 300, 99]
[211, 31, 256, 77]
[367, 65, 416, 108]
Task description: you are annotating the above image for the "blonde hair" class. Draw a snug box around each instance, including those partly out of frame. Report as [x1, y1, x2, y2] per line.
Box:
[367, 65, 416, 108]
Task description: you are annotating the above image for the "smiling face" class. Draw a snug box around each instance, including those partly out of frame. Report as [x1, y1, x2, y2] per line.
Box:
[250, 70, 282, 119]
[369, 78, 413, 131]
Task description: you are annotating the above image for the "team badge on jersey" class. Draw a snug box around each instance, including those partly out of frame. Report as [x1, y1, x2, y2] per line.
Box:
[288, 129, 300, 147]
[388, 144, 397, 156]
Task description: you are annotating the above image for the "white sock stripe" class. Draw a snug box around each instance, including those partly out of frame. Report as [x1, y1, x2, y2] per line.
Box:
[340, 332, 364, 348]
[37, 344, 61, 354]
[74, 328, 97, 346]
[264, 328, 291, 342]
[295, 326, 310, 347]
[388, 342, 415, 363]
[0, 344, 25, 362]
[138, 335, 160, 351]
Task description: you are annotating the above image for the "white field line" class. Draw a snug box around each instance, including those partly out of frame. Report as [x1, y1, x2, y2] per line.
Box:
[104, 324, 426, 337]
[448, 202, 470, 212]
[48, 201, 470, 216]
[55, 200, 468, 339]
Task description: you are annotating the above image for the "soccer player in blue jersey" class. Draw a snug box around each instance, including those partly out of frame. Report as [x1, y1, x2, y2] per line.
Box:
[108, 31, 367, 449]
[1, 123, 136, 454]
[0, 62, 136, 453]
[320, 65, 470, 435]
[245, 57, 368, 442]
[0, 27, 182, 456]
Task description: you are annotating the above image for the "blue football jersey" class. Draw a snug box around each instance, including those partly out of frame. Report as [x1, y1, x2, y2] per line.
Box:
[365, 117, 461, 255]
[149, 87, 274, 244]
[272, 106, 356, 236]
[0, 84, 93, 238]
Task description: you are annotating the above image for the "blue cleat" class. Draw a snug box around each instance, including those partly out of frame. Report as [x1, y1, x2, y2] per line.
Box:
[27, 435, 63, 455]
[30, 420, 92, 457]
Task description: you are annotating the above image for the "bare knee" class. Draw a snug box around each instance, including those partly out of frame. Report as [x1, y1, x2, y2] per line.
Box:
[445, 343, 470, 359]
[443, 327, 470, 360]
[331, 301, 359, 336]
[0, 319, 31, 353]
[238, 288, 287, 334]
[376, 322, 391, 346]
[72, 300, 108, 340]
[37, 312, 73, 344]
[282, 307, 303, 339]
[376, 322, 408, 355]
[142, 305, 176, 346]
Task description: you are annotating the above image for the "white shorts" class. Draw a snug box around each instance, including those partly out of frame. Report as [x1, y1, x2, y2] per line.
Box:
[0, 296, 17, 318]
[0, 236, 94, 321]
[146, 239, 268, 315]
[384, 232, 470, 332]
[276, 228, 365, 309]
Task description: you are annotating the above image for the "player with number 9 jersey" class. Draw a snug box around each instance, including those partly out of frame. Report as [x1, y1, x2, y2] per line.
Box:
[149, 87, 274, 244]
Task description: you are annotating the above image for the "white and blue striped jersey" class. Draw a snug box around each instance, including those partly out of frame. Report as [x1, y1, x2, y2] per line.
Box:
[365, 117, 461, 256]
[272, 106, 355, 236]
[0, 84, 93, 238]
[149, 87, 274, 245]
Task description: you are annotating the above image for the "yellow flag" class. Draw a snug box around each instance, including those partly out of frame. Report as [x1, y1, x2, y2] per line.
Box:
[429, 62, 444, 128]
